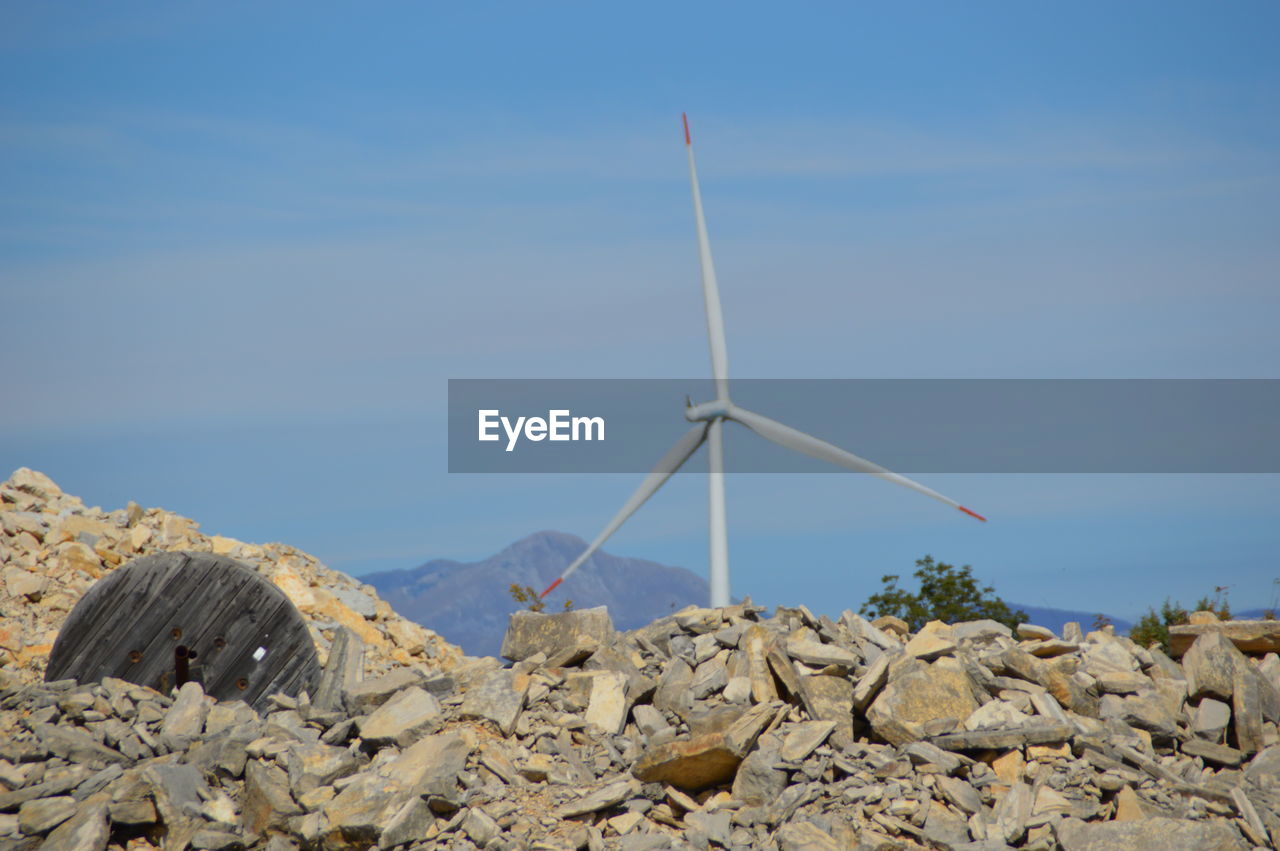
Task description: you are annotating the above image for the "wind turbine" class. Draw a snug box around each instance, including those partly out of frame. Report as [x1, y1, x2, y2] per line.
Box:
[540, 115, 986, 608]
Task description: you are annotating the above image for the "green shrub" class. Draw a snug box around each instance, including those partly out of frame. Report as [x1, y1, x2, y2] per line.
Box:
[860, 556, 1026, 632]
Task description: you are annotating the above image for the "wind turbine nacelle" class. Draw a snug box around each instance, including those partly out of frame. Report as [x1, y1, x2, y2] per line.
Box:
[685, 399, 732, 422]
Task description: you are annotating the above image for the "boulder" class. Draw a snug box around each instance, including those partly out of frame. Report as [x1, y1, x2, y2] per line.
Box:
[866, 661, 980, 746]
[500, 607, 614, 662]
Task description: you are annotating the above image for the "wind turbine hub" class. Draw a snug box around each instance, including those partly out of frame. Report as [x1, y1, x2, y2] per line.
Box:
[685, 399, 731, 422]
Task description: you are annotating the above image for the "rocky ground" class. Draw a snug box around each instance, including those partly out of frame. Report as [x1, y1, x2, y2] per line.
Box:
[1, 469, 1279, 850]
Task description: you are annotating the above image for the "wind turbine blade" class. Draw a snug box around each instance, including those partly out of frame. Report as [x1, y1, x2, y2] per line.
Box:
[540, 423, 710, 598]
[684, 114, 730, 401]
[726, 404, 987, 522]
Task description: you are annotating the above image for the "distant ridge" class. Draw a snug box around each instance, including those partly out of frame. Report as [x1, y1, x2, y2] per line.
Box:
[363, 531, 709, 657]
[1007, 603, 1133, 635]
[363, 530, 1161, 655]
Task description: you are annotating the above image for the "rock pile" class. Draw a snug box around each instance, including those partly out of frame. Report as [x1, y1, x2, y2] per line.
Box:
[2, 468, 1280, 849]
[0, 468, 465, 685]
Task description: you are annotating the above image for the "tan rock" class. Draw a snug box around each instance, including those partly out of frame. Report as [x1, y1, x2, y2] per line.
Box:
[585, 671, 628, 735]
[208, 535, 239, 555]
[991, 749, 1025, 785]
[384, 619, 428, 655]
[1113, 786, 1151, 821]
[873, 615, 909, 636]
[270, 564, 316, 608]
[632, 733, 745, 791]
[307, 587, 382, 646]
[129, 525, 152, 550]
[9, 467, 62, 497]
[1170, 619, 1280, 657]
[500, 606, 614, 662]
[58, 542, 102, 578]
[1017, 623, 1057, 641]
[866, 660, 980, 746]
[903, 630, 956, 660]
[740, 624, 779, 703]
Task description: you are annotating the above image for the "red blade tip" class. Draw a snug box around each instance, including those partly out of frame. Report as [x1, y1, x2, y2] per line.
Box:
[682, 113, 691, 145]
[539, 577, 564, 598]
[958, 506, 987, 522]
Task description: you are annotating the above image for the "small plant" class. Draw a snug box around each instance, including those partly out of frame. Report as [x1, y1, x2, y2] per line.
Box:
[1092, 613, 1112, 631]
[509, 583, 573, 612]
[1130, 591, 1230, 654]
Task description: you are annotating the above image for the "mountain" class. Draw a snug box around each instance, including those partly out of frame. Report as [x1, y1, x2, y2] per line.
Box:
[364, 530, 1161, 656]
[1006, 603, 1133, 635]
[362, 531, 709, 657]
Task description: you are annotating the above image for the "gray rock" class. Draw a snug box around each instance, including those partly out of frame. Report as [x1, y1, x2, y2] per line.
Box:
[779, 720, 835, 762]
[159, 681, 209, 750]
[850, 652, 892, 711]
[923, 803, 971, 847]
[653, 658, 693, 717]
[798, 675, 855, 748]
[202, 700, 258, 737]
[929, 721, 1073, 751]
[936, 775, 983, 814]
[346, 667, 424, 714]
[1244, 743, 1280, 786]
[242, 759, 302, 835]
[359, 685, 441, 748]
[106, 798, 156, 826]
[1098, 692, 1178, 743]
[38, 799, 109, 851]
[190, 830, 246, 851]
[731, 745, 786, 806]
[553, 778, 640, 817]
[785, 639, 859, 668]
[501, 606, 615, 662]
[1180, 737, 1243, 767]
[286, 741, 365, 798]
[1182, 631, 1246, 701]
[18, 796, 76, 834]
[1232, 665, 1264, 754]
[685, 810, 731, 847]
[30, 725, 127, 767]
[458, 670, 525, 736]
[952, 619, 1014, 642]
[389, 731, 470, 798]
[0, 769, 91, 812]
[321, 733, 467, 848]
[631, 705, 668, 738]
[689, 657, 728, 700]
[1193, 697, 1232, 741]
[902, 741, 965, 774]
[461, 806, 499, 845]
[378, 797, 436, 849]
[331, 586, 377, 618]
[1057, 815, 1248, 850]
[994, 781, 1032, 844]
[313, 626, 365, 714]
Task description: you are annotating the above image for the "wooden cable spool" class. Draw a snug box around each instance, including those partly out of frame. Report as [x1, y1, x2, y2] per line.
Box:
[45, 551, 320, 711]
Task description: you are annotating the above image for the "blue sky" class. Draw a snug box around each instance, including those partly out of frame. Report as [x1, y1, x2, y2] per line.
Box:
[3, 3, 1279, 620]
